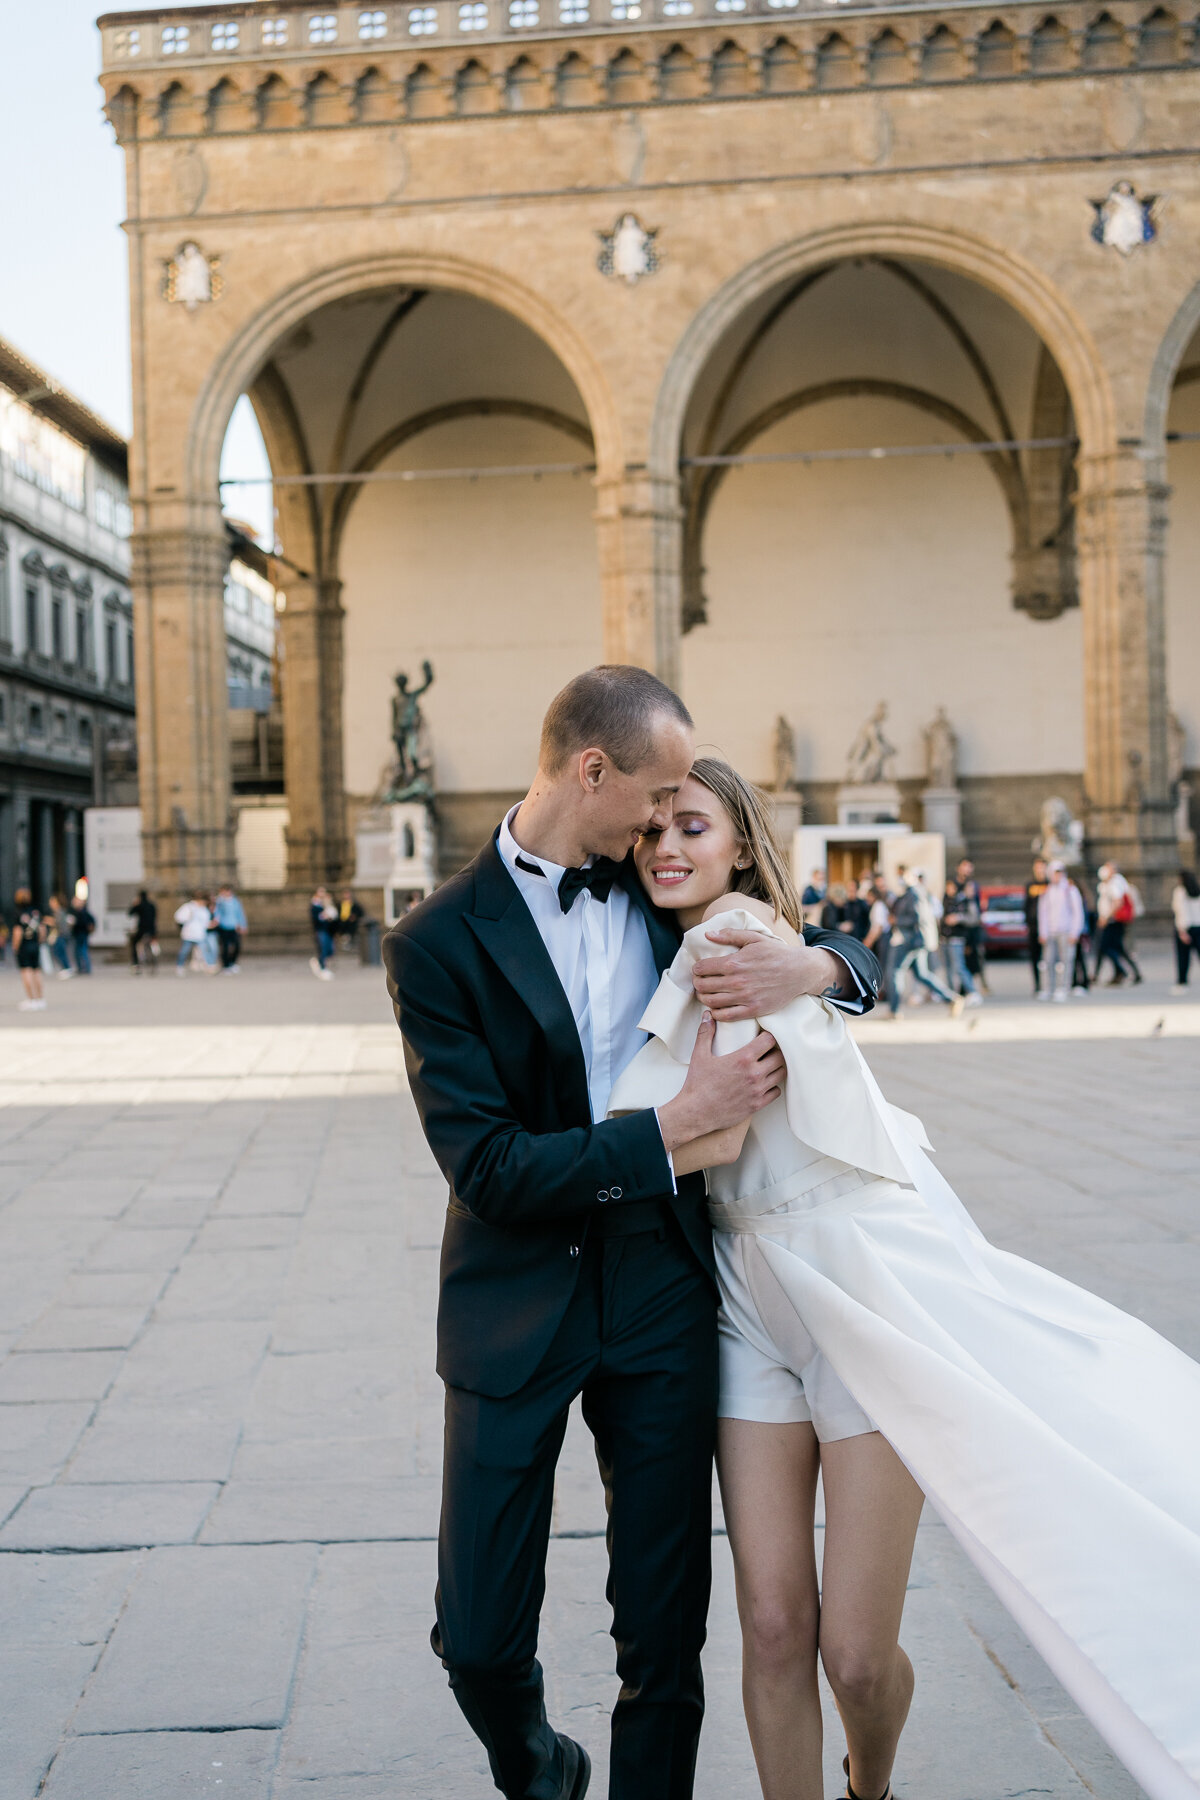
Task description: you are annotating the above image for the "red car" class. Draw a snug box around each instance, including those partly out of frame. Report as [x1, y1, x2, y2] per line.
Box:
[980, 885, 1030, 954]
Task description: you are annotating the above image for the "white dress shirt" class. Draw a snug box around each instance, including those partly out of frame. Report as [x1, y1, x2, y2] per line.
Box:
[497, 807, 660, 1125]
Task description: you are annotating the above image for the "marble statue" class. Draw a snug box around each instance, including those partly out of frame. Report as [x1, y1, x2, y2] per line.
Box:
[922, 706, 958, 791]
[845, 702, 897, 786]
[772, 715, 799, 793]
[1035, 796, 1085, 865]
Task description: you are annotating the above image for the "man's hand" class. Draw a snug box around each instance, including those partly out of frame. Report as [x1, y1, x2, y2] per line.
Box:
[657, 1012, 784, 1152]
[692, 929, 848, 1022]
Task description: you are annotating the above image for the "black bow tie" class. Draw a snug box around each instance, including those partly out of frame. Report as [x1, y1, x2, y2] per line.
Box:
[557, 859, 621, 913]
[513, 852, 622, 912]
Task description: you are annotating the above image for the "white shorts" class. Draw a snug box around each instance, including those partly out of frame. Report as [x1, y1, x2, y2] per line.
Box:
[714, 1231, 876, 1442]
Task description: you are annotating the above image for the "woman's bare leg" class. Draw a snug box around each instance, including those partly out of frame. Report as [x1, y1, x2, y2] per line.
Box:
[718, 1417, 823, 1800]
[818, 1431, 924, 1800]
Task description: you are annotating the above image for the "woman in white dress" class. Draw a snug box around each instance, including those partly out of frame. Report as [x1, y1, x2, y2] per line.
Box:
[607, 758, 1200, 1800]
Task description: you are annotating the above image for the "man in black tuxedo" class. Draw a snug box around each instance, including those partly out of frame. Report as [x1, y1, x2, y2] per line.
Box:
[384, 667, 881, 1800]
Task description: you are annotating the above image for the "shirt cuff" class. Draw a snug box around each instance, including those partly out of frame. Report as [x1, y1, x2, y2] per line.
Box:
[822, 945, 868, 1015]
[653, 1108, 678, 1194]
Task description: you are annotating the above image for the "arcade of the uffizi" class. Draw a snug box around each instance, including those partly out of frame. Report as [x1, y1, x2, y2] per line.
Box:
[98, 0, 1200, 913]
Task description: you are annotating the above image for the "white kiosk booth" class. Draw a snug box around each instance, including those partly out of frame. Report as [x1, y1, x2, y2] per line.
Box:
[793, 824, 946, 900]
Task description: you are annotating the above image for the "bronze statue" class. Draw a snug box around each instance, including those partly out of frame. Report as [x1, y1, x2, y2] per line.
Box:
[388, 660, 435, 800]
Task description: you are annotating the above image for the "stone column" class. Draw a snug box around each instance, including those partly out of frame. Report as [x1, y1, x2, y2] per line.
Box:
[132, 513, 235, 894]
[280, 575, 348, 889]
[1074, 448, 1176, 901]
[593, 470, 684, 688]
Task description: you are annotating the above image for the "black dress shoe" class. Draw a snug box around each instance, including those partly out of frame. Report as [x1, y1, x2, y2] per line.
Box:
[558, 1733, 591, 1799]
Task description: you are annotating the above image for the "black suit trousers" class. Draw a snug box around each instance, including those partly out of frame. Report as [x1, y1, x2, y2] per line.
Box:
[434, 1218, 718, 1800]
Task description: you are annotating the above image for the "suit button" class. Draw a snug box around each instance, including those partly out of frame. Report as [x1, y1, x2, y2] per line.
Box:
[596, 1190, 609, 1202]
[569, 1244, 581, 1257]
[609, 1185, 623, 1200]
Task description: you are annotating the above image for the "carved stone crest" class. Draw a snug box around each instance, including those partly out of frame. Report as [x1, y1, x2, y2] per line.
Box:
[162, 241, 223, 310]
[597, 213, 660, 285]
[1089, 181, 1161, 256]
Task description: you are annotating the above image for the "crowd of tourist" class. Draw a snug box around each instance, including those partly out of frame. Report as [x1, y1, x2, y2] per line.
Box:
[799, 854, 1200, 1014]
[4, 860, 1199, 1005]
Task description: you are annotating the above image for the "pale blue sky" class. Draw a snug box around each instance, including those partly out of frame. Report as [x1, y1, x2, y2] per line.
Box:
[0, 2, 272, 539]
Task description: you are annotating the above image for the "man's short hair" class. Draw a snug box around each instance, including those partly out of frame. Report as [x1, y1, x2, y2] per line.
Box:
[540, 665, 693, 776]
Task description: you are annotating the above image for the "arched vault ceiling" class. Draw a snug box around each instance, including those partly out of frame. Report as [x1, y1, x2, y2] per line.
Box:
[682, 257, 1047, 467]
[260, 286, 591, 483]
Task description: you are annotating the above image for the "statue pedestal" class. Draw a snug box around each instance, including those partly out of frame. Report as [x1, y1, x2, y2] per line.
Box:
[768, 793, 803, 839]
[921, 787, 965, 852]
[385, 802, 437, 923]
[837, 783, 902, 827]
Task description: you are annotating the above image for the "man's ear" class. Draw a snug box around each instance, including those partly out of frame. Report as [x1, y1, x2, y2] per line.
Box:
[578, 748, 607, 792]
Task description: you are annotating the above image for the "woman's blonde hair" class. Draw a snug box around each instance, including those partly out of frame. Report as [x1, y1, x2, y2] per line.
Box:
[688, 756, 803, 932]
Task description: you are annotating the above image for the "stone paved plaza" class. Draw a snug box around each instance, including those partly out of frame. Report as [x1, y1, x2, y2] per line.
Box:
[0, 950, 1196, 1800]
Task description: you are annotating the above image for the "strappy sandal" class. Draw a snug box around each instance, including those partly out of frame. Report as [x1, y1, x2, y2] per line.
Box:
[843, 1752, 893, 1800]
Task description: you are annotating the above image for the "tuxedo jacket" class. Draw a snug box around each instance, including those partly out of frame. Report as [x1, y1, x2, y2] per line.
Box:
[384, 834, 882, 1398]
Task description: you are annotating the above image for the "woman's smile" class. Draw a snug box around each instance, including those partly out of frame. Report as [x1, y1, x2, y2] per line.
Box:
[650, 863, 694, 889]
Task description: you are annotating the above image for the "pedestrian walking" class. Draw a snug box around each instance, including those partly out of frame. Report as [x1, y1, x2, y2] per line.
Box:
[127, 890, 159, 972]
[941, 879, 983, 1005]
[12, 890, 47, 1011]
[1024, 857, 1049, 994]
[801, 866, 826, 928]
[1070, 876, 1094, 993]
[310, 886, 337, 980]
[889, 872, 963, 1016]
[955, 857, 990, 993]
[839, 876, 871, 941]
[46, 895, 74, 978]
[821, 881, 848, 932]
[335, 888, 364, 950]
[1093, 862, 1143, 986]
[68, 892, 95, 975]
[1170, 868, 1200, 992]
[213, 883, 248, 973]
[174, 893, 211, 974]
[1036, 862, 1086, 1001]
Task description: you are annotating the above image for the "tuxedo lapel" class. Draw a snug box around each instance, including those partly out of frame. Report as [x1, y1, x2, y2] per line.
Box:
[466, 839, 591, 1121]
[619, 856, 684, 975]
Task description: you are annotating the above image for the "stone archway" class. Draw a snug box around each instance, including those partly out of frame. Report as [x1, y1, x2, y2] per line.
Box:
[652, 222, 1174, 890]
[148, 255, 621, 894]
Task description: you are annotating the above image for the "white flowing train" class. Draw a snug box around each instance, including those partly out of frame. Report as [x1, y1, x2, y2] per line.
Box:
[608, 910, 1200, 1800]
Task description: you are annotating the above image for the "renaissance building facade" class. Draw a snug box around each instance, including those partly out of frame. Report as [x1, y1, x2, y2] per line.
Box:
[97, 0, 1200, 904]
[0, 338, 136, 908]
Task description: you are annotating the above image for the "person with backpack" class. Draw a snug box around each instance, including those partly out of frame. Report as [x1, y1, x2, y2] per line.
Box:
[1094, 862, 1142, 987]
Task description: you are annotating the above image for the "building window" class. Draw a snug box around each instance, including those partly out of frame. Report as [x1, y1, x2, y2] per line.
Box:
[610, 2, 641, 16]
[212, 21, 241, 50]
[715, 0, 746, 10]
[51, 594, 65, 662]
[24, 584, 39, 654]
[127, 627, 135, 683]
[162, 24, 191, 53]
[263, 16, 290, 43]
[509, 0, 539, 24]
[359, 8, 389, 35]
[309, 12, 339, 41]
[79, 715, 93, 748]
[409, 6, 438, 30]
[28, 702, 45, 738]
[105, 616, 118, 681]
[662, 2, 694, 14]
[459, 3, 488, 26]
[0, 541, 9, 645]
[0, 692, 6, 731]
[76, 606, 93, 670]
[114, 26, 141, 55]
[559, 0, 588, 19]
[53, 709, 69, 742]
